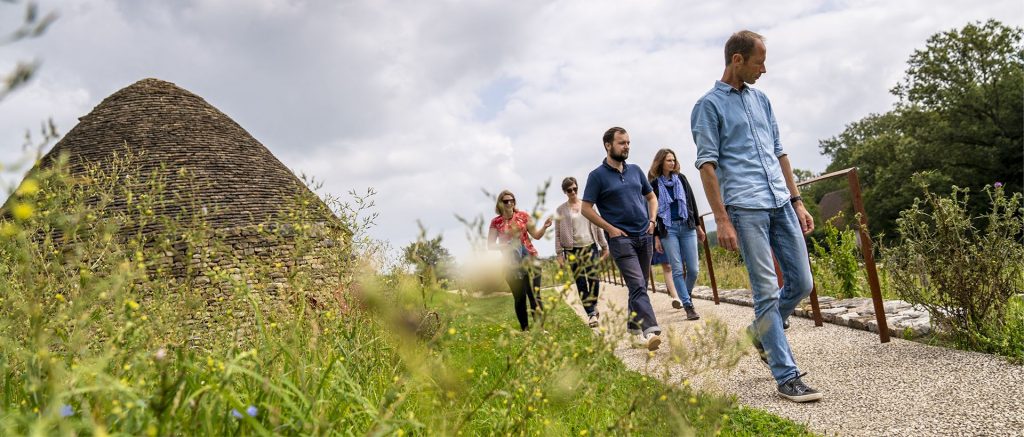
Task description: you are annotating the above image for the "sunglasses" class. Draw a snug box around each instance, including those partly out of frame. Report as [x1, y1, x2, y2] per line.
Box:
[565, 187, 578, 193]
[502, 198, 516, 204]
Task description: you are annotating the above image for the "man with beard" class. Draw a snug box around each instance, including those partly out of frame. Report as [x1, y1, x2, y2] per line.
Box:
[581, 126, 662, 351]
[691, 30, 821, 402]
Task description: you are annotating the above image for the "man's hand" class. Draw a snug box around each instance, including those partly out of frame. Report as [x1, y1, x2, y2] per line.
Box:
[654, 237, 663, 254]
[646, 221, 655, 235]
[794, 203, 814, 235]
[716, 218, 739, 251]
[607, 227, 626, 238]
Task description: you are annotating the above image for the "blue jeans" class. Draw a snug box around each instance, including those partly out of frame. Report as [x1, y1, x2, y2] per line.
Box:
[661, 220, 700, 306]
[607, 234, 661, 335]
[728, 204, 814, 385]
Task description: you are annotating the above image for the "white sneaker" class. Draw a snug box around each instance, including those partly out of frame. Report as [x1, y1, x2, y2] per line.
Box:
[587, 314, 598, 328]
[634, 332, 661, 351]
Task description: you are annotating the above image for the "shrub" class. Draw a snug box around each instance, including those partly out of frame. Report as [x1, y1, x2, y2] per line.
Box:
[884, 176, 1024, 360]
[810, 214, 863, 299]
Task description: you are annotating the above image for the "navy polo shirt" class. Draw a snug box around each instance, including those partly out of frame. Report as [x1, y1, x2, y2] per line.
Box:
[582, 159, 653, 237]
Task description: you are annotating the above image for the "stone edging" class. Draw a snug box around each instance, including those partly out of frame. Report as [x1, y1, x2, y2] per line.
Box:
[689, 286, 933, 338]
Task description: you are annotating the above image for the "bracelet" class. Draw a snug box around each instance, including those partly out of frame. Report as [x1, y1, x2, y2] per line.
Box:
[790, 196, 803, 204]
[649, 220, 656, 225]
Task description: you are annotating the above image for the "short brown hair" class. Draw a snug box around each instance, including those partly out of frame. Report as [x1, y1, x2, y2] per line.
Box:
[724, 30, 764, 66]
[561, 176, 578, 192]
[494, 189, 516, 215]
[603, 127, 627, 146]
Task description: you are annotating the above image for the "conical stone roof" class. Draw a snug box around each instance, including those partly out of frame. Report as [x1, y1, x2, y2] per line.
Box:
[37, 78, 335, 229]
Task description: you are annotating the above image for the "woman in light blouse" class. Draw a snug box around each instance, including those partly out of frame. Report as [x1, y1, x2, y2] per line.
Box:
[554, 177, 608, 328]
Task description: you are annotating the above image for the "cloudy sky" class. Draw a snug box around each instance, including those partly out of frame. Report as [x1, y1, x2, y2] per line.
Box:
[1, 0, 1021, 263]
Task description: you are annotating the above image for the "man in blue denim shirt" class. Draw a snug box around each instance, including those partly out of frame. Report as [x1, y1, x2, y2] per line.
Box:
[691, 30, 822, 402]
[582, 127, 663, 351]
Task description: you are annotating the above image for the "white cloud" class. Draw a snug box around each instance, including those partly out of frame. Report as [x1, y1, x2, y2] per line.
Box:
[1, 0, 1021, 263]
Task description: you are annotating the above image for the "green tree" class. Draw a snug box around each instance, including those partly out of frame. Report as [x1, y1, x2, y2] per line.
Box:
[402, 223, 454, 285]
[820, 20, 1023, 238]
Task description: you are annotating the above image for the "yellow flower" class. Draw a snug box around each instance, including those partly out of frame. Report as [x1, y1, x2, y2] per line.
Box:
[15, 179, 39, 196]
[55, 293, 66, 302]
[448, 328, 457, 335]
[126, 300, 140, 310]
[0, 222, 18, 237]
[11, 203, 33, 220]
[689, 397, 698, 405]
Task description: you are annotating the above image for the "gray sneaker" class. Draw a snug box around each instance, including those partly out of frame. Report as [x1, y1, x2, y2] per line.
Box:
[587, 314, 598, 328]
[777, 373, 822, 403]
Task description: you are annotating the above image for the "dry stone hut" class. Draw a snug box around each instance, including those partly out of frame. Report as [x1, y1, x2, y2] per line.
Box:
[20, 78, 348, 332]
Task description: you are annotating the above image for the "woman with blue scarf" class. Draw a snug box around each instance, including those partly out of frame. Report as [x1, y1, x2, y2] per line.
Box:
[648, 148, 706, 320]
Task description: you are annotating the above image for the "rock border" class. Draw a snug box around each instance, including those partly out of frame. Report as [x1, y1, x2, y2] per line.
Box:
[689, 286, 933, 338]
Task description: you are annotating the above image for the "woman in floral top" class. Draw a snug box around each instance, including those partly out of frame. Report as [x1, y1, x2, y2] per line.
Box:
[488, 189, 553, 331]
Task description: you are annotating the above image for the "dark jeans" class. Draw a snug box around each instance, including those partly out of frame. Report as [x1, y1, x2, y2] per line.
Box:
[566, 244, 601, 316]
[506, 263, 543, 331]
[607, 234, 661, 335]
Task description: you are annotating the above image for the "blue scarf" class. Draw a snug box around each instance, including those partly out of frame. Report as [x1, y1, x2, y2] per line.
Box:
[656, 174, 688, 224]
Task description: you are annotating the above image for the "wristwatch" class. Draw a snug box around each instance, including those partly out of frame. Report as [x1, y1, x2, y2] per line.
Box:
[790, 196, 803, 204]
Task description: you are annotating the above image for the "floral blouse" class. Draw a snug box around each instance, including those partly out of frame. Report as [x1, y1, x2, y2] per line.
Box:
[490, 210, 538, 257]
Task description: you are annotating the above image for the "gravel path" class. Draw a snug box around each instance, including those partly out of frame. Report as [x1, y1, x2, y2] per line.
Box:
[560, 282, 1024, 436]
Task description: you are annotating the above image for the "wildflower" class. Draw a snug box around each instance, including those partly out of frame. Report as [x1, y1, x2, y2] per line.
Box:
[231, 409, 243, 419]
[994, 182, 1003, 188]
[0, 222, 18, 237]
[55, 293, 66, 303]
[12, 203, 34, 220]
[126, 300, 140, 310]
[15, 179, 39, 196]
[246, 405, 258, 417]
[154, 348, 167, 360]
[59, 404, 73, 417]
[689, 397, 698, 405]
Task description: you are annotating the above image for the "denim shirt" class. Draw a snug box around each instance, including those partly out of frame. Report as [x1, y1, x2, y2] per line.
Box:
[691, 81, 791, 209]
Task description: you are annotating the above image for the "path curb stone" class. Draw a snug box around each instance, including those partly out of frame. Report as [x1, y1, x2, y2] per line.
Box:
[689, 286, 934, 338]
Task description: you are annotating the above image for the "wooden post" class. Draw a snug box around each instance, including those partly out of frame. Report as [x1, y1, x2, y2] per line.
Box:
[848, 168, 890, 343]
[698, 216, 720, 304]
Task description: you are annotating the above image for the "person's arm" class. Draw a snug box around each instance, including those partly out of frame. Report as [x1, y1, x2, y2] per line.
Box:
[487, 225, 501, 251]
[698, 163, 738, 251]
[591, 222, 609, 260]
[554, 206, 565, 266]
[779, 154, 814, 234]
[644, 191, 657, 235]
[582, 201, 624, 238]
[528, 214, 552, 240]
